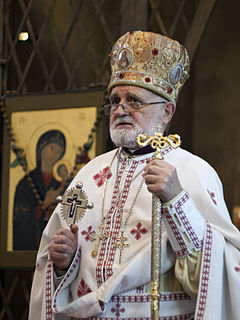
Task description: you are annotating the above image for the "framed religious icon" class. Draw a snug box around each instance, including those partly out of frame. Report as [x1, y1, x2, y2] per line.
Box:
[0, 89, 105, 267]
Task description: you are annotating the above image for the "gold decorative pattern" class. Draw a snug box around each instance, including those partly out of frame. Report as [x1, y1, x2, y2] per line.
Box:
[136, 130, 181, 159]
[108, 31, 190, 102]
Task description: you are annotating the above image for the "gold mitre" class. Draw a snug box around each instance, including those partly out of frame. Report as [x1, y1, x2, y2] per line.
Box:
[108, 31, 190, 102]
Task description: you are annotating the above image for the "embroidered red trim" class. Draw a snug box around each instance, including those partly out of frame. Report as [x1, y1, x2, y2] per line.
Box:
[52, 248, 81, 312]
[73, 316, 193, 320]
[118, 146, 173, 164]
[110, 292, 191, 303]
[45, 259, 53, 320]
[175, 193, 202, 250]
[195, 223, 213, 320]
[164, 192, 203, 256]
[165, 212, 188, 256]
[96, 160, 138, 287]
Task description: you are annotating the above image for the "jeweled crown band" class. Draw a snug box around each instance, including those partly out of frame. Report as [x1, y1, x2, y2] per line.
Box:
[108, 31, 190, 103]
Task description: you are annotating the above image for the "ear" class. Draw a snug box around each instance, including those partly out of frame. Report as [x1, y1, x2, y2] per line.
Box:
[163, 102, 176, 126]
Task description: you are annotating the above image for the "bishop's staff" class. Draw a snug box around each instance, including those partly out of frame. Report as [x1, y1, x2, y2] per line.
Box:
[136, 129, 181, 320]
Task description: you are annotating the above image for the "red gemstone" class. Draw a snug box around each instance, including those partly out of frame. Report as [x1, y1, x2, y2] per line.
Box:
[152, 48, 159, 56]
[145, 77, 151, 83]
[119, 73, 125, 79]
[167, 87, 172, 94]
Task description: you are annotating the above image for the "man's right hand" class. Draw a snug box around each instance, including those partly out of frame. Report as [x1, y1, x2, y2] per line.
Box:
[48, 224, 79, 271]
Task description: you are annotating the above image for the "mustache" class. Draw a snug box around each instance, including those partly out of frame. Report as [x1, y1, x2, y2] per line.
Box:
[114, 116, 135, 126]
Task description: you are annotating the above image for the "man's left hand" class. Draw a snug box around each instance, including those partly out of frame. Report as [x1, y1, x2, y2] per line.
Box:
[144, 158, 183, 202]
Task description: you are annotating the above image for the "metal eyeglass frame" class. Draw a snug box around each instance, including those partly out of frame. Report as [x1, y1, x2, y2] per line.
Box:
[102, 101, 166, 116]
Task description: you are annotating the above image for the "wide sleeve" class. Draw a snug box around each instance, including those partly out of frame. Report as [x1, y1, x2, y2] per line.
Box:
[162, 191, 205, 300]
[162, 153, 240, 319]
[28, 204, 73, 320]
[175, 250, 202, 300]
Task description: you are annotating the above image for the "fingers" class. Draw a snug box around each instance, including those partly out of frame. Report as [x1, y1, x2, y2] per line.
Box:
[143, 159, 182, 202]
[48, 225, 78, 270]
[145, 158, 168, 168]
[70, 224, 79, 234]
[144, 174, 168, 196]
[144, 159, 173, 181]
[50, 237, 74, 254]
[54, 227, 75, 240]
[51, 230, 74, 248]
[49, 249, 71, 267]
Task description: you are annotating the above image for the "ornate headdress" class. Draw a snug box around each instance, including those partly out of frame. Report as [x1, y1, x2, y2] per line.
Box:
[108, 31, 190, 102]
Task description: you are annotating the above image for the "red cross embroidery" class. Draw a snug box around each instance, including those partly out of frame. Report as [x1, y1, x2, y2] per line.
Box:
[207, 189, 217, 205]
[77, 279, 92, 297]
[81, 225, 95, 241]
[130, 222, 148, 240]
[111, 303, 125, 317]
[235, 262, 240, 273]
[93, 166, 112, 187]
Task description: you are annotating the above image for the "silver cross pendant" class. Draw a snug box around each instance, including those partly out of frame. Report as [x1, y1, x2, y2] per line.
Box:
[56, 182, 94, 226]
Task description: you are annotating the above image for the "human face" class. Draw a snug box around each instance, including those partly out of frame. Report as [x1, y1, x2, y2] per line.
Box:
[109, 85, 169, 150]
[41, 143, 64, 170]
[58, 164, 68, 179]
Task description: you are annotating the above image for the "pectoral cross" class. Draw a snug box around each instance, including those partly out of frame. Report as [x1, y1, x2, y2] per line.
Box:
[115, 230, 129, 265]
[57, 181, 93, 226]
[90, 219, 108, 258]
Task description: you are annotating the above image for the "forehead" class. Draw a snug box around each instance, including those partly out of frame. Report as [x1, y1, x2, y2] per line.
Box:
[110, 85, 159, 100]
[43, 142, 63, 150]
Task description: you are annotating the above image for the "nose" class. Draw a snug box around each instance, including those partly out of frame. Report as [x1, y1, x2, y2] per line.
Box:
[112, 103, 129, 116]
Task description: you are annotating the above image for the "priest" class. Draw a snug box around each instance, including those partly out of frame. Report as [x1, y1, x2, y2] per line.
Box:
[29, 31, 240, 320]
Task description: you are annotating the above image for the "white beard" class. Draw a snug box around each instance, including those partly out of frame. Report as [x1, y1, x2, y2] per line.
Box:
[110, 115, 164, 151]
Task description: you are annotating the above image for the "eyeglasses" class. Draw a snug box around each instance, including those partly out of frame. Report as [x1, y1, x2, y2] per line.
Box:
[102, 101, 166, 116]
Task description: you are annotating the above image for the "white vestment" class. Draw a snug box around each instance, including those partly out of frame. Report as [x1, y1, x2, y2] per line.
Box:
[29, 147, 240, 320]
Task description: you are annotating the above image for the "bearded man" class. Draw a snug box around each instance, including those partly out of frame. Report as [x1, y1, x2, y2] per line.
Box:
[29, 31, 240, 320]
